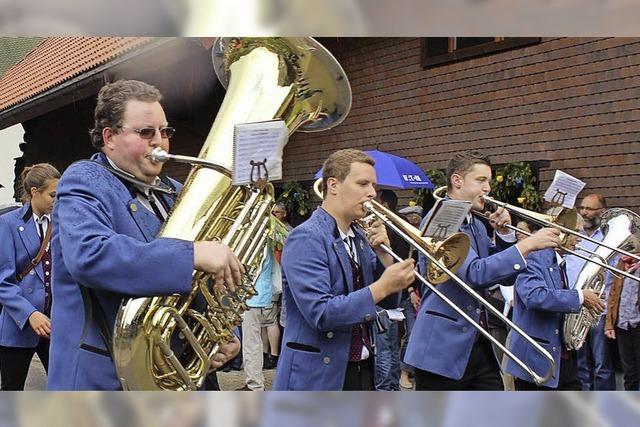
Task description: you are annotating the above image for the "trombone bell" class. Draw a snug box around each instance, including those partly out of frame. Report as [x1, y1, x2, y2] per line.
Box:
[427, 233, 471, 284]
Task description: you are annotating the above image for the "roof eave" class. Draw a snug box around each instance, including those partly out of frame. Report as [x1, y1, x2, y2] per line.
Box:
[0, 37, 175, 130]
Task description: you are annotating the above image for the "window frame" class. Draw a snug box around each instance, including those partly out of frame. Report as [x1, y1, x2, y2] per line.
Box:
[421, 37, 541, 69]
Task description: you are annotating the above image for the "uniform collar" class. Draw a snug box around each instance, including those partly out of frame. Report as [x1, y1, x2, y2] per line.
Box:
[105, 156, 161, 197]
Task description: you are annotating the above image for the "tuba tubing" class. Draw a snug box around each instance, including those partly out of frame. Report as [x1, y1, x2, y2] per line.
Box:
[114, 37, 352, 390]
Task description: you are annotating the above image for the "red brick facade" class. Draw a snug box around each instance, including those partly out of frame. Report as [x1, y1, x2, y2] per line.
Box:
[283, 37, 640, 211]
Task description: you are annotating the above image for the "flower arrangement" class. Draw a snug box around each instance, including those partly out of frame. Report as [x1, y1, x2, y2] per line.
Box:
[412, 168, 446, 206]
[491, 162, 540, 211]
[278, 180, 311, 217]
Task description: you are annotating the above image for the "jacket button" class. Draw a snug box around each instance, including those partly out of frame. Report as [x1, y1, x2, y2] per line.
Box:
[29, 271, 35, 276]
[552, 347, 557, 352]
[326, 331, 334, 339]
[549, 267, 554, 272]
[467, 305, 473, 311]
[514, 263, 521, 271]
[130, 203, 138, 212]
[323, 356, 331, 365]
[555, 329, 559, 335]
[27, 288, 33, 293]
[462, 326, 468, 332]
[18, 226, 24, 232]
[364, 314, 372, 322]
[476, 308, 481, 314]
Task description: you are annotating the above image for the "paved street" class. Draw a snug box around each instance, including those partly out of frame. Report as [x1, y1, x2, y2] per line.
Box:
[24, 356, 276, 390]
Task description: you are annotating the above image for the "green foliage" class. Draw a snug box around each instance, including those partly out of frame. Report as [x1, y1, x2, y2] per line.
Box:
[491, 162, 540, 211]
[413, 168, 446, 206]
[278, 181, 311, 217]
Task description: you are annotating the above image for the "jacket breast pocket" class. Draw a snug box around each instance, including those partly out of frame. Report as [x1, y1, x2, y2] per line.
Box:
[529, 335, 551, 345]
[425, 310, 458, 323]
[286, 342, 321, 353]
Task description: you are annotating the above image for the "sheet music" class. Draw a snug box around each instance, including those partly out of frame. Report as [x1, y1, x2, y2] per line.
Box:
[543, 170, 586, 208]
[424, 200, 472, 241]
[385, 309, 406, 322]
[233, 120, 288, 186]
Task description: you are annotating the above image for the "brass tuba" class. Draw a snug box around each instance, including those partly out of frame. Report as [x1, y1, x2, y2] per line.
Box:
[113, 37, 351, 390]
[563, 208, 640, 350]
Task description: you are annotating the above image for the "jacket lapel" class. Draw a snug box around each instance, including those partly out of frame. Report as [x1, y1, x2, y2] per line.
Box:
[316, 208, 354, 294]
[353, 228, 373, 287]
[126, 198, 162, 242]
[17, 206, 45, 282]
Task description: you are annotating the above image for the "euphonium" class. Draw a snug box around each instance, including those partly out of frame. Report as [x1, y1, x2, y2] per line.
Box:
[113, 37, 351, 390]
[563, 208, 640, 350]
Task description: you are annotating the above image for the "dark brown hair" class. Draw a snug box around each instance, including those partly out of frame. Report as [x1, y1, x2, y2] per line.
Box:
[446, 150, 491, 190]
[89, 80, 162, 149]
[321, 149, 375, 198]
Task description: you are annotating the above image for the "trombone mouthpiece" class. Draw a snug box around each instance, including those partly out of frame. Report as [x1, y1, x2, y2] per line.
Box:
[150, 147, 170, 164]
[363, 201, 374, 212]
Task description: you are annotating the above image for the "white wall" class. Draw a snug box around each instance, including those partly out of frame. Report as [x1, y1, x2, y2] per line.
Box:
[0, 124, 24, 204]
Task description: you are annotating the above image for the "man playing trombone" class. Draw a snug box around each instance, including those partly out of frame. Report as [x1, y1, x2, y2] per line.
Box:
[405, 150, 562, 390]
[507, 213, 606, 390]
[273, 149, 415, 390]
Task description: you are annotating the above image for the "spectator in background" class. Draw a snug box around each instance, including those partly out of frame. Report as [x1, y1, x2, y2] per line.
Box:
[398, 204, 423, 389]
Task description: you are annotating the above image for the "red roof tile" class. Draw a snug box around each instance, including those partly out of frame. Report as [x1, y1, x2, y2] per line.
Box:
[0, 37, 154, 111]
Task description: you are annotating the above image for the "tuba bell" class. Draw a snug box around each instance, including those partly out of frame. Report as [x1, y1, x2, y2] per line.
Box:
[563, 208, 640, 350]
[113, 37, 351, 390]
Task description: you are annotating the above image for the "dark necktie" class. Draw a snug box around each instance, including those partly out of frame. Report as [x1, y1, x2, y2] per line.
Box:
[136, 189, 167, 221]
[345, 235, 371, 361]
[559, 259, 569, 289]
[37, 216, 48, 243]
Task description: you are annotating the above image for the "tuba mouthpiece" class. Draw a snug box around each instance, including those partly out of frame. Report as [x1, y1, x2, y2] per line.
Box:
[150, 147, 170, 164]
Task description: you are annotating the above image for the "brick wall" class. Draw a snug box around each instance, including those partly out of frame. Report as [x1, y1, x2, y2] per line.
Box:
[283, 37, 640, 212]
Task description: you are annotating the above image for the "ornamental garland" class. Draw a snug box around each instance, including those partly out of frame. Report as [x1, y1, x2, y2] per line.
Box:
[278, 180, 311, 217]
[412, 168, 446, 207]
[491, 161, 541, 211]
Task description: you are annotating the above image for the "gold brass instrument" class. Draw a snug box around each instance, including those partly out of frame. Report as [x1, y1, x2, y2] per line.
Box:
[481, 192, 640, 263]
[113, 37, 352, 390]
[433, 186, 640, 285]
[564, 208, 640, 350]
[314, 181, 556, 385]
[312, 179, 470, 284]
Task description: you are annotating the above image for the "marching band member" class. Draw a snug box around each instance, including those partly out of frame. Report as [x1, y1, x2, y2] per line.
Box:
[47, 80, 242, 390]
[405, 150, 561, 390]
[604, 239, 640, 391]
[273, 149, 415, 390]
[0, 163, 60, 390]
[507, 214, 606, 390]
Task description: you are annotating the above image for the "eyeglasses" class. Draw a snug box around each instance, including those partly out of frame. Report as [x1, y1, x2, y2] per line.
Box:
[119, 126, 175, 140]
[577, 206, 602, 213]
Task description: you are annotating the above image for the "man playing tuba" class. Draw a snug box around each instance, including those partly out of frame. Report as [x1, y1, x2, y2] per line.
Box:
[48, 80, 242, 390]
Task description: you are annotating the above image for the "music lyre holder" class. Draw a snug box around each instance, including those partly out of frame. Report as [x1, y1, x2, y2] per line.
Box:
[249, 158, 269, 190]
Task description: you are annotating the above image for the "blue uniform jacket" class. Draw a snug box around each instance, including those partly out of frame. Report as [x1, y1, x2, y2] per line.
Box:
[47, 153, 194, 390]
[505, 248, 581, 388]
[404, 216, 526, 379]
[273, 207, 397, 390]
[0, 204, 48, 348]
